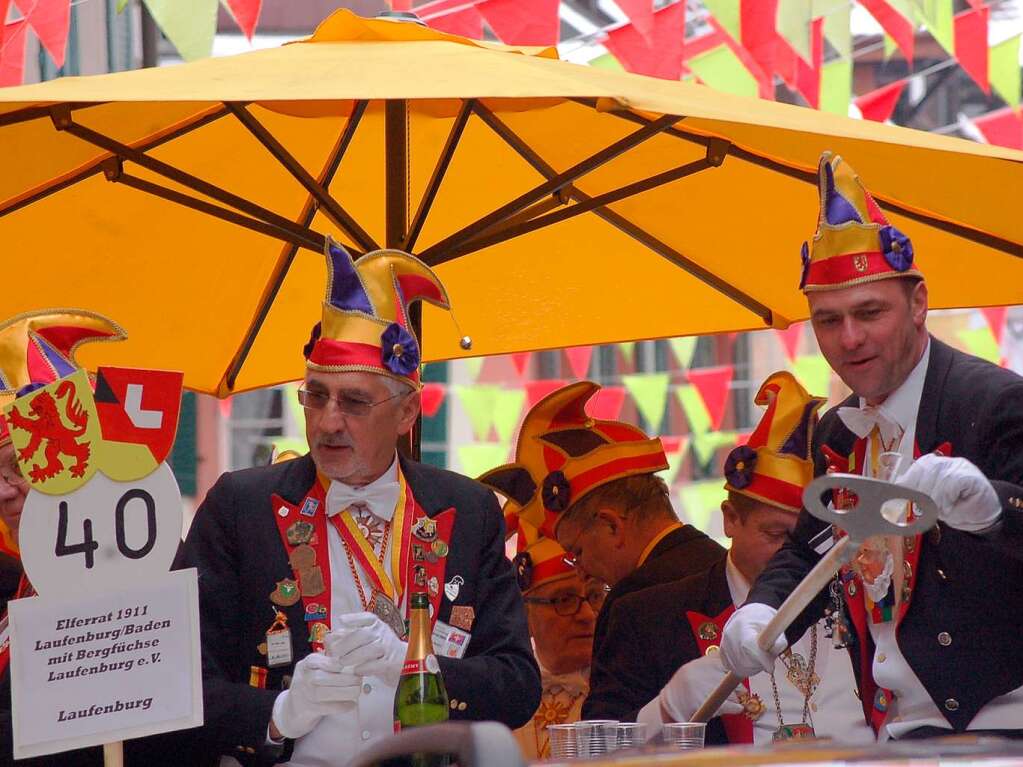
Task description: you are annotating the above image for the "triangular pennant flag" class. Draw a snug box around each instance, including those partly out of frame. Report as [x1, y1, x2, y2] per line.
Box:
[13, 0, 70, 68]
[819, 0, 851, 59]
[587, 385, 626, 421]
[690, 430, 721, 467]
[688, 42, 760, 98]
[776, 324, 804, 361]
[565, 346, 593, 379]
[493, 388, 527, 444]
[622, 373, 671, 433]
[982, 307, 1008, 346]
[990, 35, 1022, 108]
[855, 80, 907, 122]
[974, 107, 1023, 149]
[703, 0, 741, 42]
[0, 18, 29, 87]
[954, 4, 989, 94]
[614, 0, 654, 42]
[590, 52, 625, 71]
[421, 383, 446, 418]
[668, 337, 698, 369]
[458, 443, 510, 478]
[687, 365, 734, 431]
[224, 0, 262, 40]
[462, 356, 484, 381]
[957, 327, 1000, 365]
[454, 384, 500, 440]
[419, 0, 485, 38]
[820, 56, 853, 114]
[143, 0, 218, 61]
[740, 0, 779, 87]
[679, 479, 727, 531]
[792, 354, 832, 398]
[656, 435, 689, 487]
[700, 14, 773, 98]
[915, 0, 954, 55]
[859, 0, 915, 63]
[883, 32, 899, 60]
[525, 379, 568, 408]
[617, 341, 637, 367]
[510, 352, 532, 378]
[217, 396, 233, 421]
[603, 0, 685, 79]
[677, 384, 712, 435]
[776, 0, 814, 64]
[478, 0, 560, 45]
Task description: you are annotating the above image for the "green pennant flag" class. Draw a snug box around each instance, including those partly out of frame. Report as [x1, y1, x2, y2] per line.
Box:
[618, 342, 636, 367]
[883, 33, 899, 60]
[590, 53, 625, 71]
[143, 0, 219, 61]
[679, 480, 727, 532]
[692, 430, 737, 467]
[656, 437, 690, 488]
[703, 0, 742, 42]
[820, 57, 853, 115]
[668, 337, 698, 369]
[957, 327, 1000, 365]
[990, 35, 1022, 108]
[283, 383, 306, 436]
[462, 357, 484, 381]
[117, 0, 131, 11]
[915, 0, 954, 55]
[817, 0, 852, 59]
[623, 373, 671, 433]
[792, 354, 832, 399]
[458, 443, 509, 478]
[454, 384, 500, 440]
[677, 384, 712, 435]
[492, 388, 527, 444]
[687, 44, 760, 98]
[776, 0, 815, 63]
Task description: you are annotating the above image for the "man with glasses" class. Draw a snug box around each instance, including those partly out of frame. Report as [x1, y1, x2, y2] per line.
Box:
[177, 241, 539, 766]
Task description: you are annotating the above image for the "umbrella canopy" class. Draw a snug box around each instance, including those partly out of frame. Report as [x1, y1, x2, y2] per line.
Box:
[0, 10, 1020, 396]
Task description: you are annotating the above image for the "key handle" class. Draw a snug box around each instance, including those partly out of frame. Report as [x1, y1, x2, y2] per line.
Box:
[802, 473, 939, 548]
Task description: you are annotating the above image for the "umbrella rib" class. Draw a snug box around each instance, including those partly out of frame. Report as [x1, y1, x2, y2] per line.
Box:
[0, 104, 231, 221]
[222, 101, 369, 394]
[49, 106, 328, 250]
[417, 112, 683, 264]
[0, 101, 105, 129]
[225, 102, 379, 254]
[470, 103, 775, 326]
[403, 98, 474, 253]
[592, 100, 1022, 259]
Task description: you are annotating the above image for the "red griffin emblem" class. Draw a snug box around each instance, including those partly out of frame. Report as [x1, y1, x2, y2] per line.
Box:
[8, 380, 90, 482]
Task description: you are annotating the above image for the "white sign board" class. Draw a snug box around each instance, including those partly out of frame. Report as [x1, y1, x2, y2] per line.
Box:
[9, 568, 202, 759]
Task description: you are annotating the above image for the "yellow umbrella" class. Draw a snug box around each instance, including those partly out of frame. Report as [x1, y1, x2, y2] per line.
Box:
[0, 10, 1020, 396]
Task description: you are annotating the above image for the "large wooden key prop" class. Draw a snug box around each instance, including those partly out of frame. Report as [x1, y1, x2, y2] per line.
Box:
[691, 473, 939, 724]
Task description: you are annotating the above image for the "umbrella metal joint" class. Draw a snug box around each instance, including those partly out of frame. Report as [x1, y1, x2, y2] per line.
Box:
[706, 137, 730, 168]
[101, 156, 123, 182]
[49, 104, 74, 132]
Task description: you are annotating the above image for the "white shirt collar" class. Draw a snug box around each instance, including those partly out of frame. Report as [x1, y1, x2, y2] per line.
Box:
[325, 454, 400, 521]
[858, 338, 930, 441]
[725, 552, 750, 607]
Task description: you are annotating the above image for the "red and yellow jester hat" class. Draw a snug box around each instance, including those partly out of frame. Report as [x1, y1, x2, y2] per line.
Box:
[723, 371, 826, 513]
[504, 512, 575, 594]
[304, 237, 464, 387]
[0, 309, 127, 447]
[800, 152, 923, 292]
[479, 381, 668, 539]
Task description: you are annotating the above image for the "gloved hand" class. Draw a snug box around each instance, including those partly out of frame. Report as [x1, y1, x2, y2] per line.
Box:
[325, 612, 408, 686]
[899, 454, 1001, 532]
[720, 603, 786, 679]
[658, 652, 744, 723]
[271, 651, 361, 739]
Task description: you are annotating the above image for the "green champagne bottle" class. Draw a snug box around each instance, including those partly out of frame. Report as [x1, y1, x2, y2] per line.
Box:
[393, 591, 449, 767]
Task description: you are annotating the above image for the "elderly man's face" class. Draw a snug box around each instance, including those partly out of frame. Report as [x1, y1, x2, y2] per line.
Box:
[0, 443, 28, 545]
[302, 371, 420, 486]
[525, 572, 603, 676]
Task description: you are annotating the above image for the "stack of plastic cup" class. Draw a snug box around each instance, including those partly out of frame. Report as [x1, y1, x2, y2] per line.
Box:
[663, 722, 706, 750]
[547, 723, 579, 759]
[615, 722, 648, 750]
[575, 720, 618, 756]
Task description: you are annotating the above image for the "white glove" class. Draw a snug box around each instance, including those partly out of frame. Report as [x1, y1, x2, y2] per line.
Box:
[720, 603, 786, 678]
[899, 454, 1001, 532]
[659, 652, 744, 723]
[272, 652, 361, 739]
[325, 612, 408, 686]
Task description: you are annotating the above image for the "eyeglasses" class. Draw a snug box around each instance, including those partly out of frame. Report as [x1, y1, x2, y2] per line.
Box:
[297, 387, 407, 417]
[524, 587, 609, 617]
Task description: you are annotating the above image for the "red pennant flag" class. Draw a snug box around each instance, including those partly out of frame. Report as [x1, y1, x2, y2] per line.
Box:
[526, 379, 568, 408]
[854, 80, 907, 122]
[615, 0, 654, 42]
[776, 324, 803, 361]
[587, 385, 627, 421]
[858, 0, 915, 63]
[478, 0, 560, 45]
[740, 0, 779, 85]
[982, 307, 1008, 345]
[392, 0, 413, 9]
[225, 0, 263, 41]
[974, 107, 1023, 149]
[421, 383, 446, 418]
[217, 396, 233, 421]
[604, 0, 685, 80]
[13, 0, 69, 68]
[565, 346, 593, 380]
[954, 5, 989, 94]
[660, 435, 683, 453]
[797, 17, 824, 108]
[0, 18, 29, 87]
[418, 0, 484, 38]
[701, 14, 772, 98]
[688, 365, 734, 431]
[510, 352, 532, 378]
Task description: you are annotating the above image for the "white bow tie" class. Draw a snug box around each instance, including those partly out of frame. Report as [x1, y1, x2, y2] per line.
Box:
[326, 479, 399, 521]
[837, 405, 904, 448]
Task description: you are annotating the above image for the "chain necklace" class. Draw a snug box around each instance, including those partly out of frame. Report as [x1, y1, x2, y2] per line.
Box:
[340, 517, 392, 611]
[768, 624, 818, 740]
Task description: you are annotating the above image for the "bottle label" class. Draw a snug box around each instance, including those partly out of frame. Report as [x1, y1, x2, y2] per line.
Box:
[425, 654, 440, 674]
[401, 654, 440, 676]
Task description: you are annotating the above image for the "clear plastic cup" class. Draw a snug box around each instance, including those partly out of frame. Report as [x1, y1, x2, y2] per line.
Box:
[663, 721, 706, 750]
[547, 723, 579, 759]
[616, 722, 648, 750]
[575, 719, 618, 756]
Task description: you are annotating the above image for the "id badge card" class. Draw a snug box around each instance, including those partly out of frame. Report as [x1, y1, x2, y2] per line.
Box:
[266, 628, 293, 668]
[431, 620, 471, 659]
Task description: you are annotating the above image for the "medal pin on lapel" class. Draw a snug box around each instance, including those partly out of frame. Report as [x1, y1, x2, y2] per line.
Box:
[444, 575, 464, 601]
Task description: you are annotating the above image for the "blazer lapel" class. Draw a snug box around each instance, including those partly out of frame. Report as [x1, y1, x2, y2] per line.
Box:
[914, 336, 954, 455]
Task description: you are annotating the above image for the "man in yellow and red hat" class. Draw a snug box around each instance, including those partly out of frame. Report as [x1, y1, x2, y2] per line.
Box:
[587, 372, 872, 745]
[721, 153, 1023, 740]
[177, 241, 539, 765]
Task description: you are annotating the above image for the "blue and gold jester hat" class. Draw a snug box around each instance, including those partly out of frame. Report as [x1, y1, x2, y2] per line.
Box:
[800, 152, 923, 292]
[304, 237, 468, 387]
